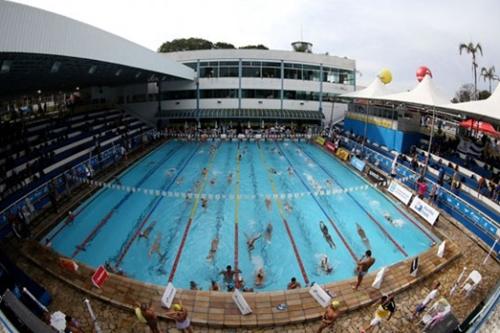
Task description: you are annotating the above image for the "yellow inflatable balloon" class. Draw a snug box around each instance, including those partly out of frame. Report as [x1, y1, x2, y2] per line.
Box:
[378, 69, 392, 85]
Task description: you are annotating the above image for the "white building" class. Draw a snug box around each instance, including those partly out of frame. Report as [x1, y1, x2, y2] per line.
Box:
[119, 48, 356, 128]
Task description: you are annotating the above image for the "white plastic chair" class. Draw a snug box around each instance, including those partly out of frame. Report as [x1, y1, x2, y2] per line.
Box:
[461, 270, 482, 297]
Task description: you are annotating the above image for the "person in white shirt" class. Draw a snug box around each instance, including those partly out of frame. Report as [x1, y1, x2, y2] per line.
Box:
[411, 281, 440, 320]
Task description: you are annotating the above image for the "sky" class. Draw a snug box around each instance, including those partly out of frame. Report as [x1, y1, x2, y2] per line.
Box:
[12, 0, 500, 96]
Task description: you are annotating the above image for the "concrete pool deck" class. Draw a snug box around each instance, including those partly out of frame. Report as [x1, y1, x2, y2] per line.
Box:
[20, 230, 460, 328]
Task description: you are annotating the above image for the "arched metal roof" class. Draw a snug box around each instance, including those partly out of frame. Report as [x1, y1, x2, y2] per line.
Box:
[0, 0, 194, 95]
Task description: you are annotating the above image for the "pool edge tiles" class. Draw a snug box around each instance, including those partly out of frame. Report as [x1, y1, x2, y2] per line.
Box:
[21, 237, 461, 328]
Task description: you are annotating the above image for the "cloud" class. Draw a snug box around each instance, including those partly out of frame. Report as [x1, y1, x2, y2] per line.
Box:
[12, 0, 500, 95]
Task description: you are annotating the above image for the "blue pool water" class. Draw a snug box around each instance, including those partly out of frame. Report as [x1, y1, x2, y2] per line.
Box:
[46, 140, 436, 291]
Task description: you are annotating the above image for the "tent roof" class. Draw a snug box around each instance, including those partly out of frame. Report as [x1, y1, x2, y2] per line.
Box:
[439, 83, 500, 122]
[339, 77, 390, 99]
[373, 75, 450, 107]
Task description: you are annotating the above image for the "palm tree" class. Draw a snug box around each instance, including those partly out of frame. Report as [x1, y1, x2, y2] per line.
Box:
[459, 42, 483, 99]
[480, 66, 496, 93]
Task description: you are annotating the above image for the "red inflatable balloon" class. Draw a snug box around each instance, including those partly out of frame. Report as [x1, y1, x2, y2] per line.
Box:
[416, 66, 432, 82]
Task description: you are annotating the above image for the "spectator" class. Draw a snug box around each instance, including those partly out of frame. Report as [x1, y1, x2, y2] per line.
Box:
[135, 302, 160, 333]
[64, 315, 84, 333]
[359, 295, 396, 333]
[411, 282, 440, 321]
[165, 304, 193, 333]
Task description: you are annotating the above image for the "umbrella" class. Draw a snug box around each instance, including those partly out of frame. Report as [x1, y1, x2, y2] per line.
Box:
[459, 119, 500, 137]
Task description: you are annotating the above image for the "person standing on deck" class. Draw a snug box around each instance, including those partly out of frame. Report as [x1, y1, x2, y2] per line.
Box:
[353, 250, 375, 290]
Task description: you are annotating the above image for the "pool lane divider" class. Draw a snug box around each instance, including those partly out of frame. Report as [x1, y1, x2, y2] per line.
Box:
[257, 144, 310, 285]
[46, 140, 176, 244]
[114, 143, 201, 267]
[234, 144, 241, 288]
[295, 143, 408, 257]
[167, 142, 221, 283]
[70, 143, 184, 258]
[274, 143, 359, 263]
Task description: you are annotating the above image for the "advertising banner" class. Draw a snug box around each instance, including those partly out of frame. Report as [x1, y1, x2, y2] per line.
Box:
[325, 141, 336, 153]
[315, 136, 326, 146]
[350, 157, 366, 172]
[161, 282, 176, 309]
[366, 166, 387, 184]
[91, 266, 109, 288]
[410, 196, 440, 225]
[336, 148, 350, 161]
[309, 283, 332, 308]
[387, 181, 413, 205]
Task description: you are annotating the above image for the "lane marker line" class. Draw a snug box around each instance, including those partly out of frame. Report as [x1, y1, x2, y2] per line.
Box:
[257, 144, 310, 285]
[168, 142, 220, 283]
[297, 142, 408, 257]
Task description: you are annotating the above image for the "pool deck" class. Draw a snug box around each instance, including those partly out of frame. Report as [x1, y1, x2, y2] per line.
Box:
[20, 234, 460, 328]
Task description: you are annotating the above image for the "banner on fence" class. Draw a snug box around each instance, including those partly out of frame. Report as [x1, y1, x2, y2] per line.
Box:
[350, 157, 366, 173]
[315, 136, 326, 146]
[410, 196, 440, 225]
[336, 148, 350, 161]
[387, 181, 413, 205]
[366, 166, 387, 184]
[325, 141, 336, 153]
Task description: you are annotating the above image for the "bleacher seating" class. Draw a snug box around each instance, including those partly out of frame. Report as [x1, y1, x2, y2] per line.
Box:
[338, 130, 500, 222]
[0, 108, 152, 211]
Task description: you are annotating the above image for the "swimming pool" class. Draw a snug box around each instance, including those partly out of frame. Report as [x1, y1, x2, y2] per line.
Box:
[45, 140, 436, 291]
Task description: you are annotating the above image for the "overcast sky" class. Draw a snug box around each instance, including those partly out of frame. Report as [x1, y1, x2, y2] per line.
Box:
[12, 0, 500, 96]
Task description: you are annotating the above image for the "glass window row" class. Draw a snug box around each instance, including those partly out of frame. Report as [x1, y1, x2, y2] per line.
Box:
[182, 61, 354, 84]
[163, 89, 337, 102]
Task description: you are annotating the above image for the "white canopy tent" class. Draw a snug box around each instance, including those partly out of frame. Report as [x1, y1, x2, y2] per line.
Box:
[373, 75, 450, 107]
[339, 77, 392, 99]
[440, 83, 500, 123]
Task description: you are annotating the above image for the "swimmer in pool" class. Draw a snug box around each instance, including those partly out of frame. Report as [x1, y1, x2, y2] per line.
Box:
[320, 255, 333, 274]
[269, 168, 277, 174]
[139, 220, 157, 240]
[320, 221, 336, 249]
[202, 168, 208, 176]
[176, 176, 184, 185]
[206, 237, 219, 262]
[255, 268, 265, 287]
[288, 167, 293, 176]
[246, 233, 261, 252]
[149, 233, 162, 257]
[326, 179, 333, 188]
[264, 223, 273, 243]
[210, 178, 216, 185]
[265, 198, 272, 211]
[356, 223, 371, 249]
[201, 198, 208, 210]
[384, 213, 394, 224]
[284, 202, 293, 213]
[227, 173, 233, 184]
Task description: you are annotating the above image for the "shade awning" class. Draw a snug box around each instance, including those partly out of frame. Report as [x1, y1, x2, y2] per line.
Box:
[339, 77, 391, 100]
[439, 83, 500, 123]
[373, 75, 450, 108]
[157, 109, 324, 121]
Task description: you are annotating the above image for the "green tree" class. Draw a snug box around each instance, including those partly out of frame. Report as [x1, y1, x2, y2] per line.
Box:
[214, 42, 236, 49]
[478, 90, 491, 100]
[158, 38, 214, 52]
[459, 42, 483, 99]
[480, 66, 496, 93]
[238, 44, 269, 50]
[452, 83, 475, 103]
